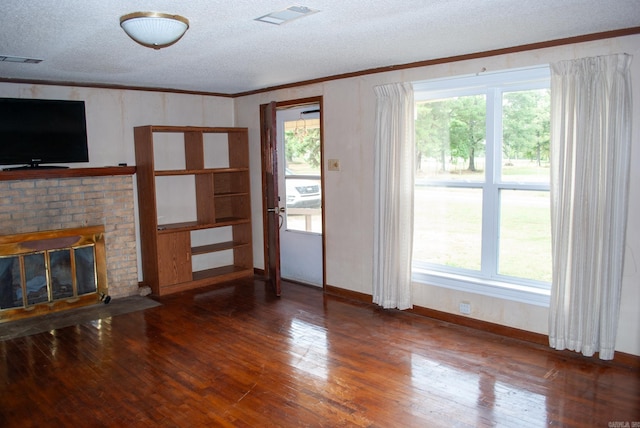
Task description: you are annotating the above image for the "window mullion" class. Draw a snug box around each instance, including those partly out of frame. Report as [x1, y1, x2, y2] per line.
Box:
[480, 88, 502, 279]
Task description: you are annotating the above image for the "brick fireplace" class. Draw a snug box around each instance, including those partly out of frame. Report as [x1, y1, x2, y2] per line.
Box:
[0, 167, 139, 320]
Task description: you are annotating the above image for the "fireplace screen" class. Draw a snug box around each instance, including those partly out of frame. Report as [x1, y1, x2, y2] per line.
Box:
[0, 226, 107, 322]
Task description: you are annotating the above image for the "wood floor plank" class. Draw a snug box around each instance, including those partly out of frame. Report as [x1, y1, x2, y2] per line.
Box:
[0, 278, 638, 427]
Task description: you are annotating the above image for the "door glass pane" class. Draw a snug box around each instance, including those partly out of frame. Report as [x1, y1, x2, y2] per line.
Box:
[50, 249, 73, 300]
[24, 253, 48, 305]
[499, 190, 551, 282]
[283, 116, 322, 233]
[413, 186, 482, 271]
[501, 89, 550, 183]
[284, 117, 321, 175]
[75, 246, 97, 295]
[0, 256, 22, 309]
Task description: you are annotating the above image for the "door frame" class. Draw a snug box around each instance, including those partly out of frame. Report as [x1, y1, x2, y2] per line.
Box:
[260, 96, 326, 291]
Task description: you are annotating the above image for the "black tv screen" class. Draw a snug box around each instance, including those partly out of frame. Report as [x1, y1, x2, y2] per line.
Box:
[0, 98, 89, 169]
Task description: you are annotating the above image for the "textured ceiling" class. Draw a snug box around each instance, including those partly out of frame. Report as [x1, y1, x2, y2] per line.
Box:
[1, 1, 639, 95]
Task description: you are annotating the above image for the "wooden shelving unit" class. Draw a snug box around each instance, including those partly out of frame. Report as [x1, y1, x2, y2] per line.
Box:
[134, 125, 253, 296]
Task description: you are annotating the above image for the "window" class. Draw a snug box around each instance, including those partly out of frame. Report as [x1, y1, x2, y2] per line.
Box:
[412, 67, 551, 305]
[282, 109, 322, 233]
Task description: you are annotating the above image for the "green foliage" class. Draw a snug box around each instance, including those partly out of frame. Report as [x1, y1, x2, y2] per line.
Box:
[415, 89, 550, 171]
[449, 95, 486, 171]
[285, 127, 321, 168]
[502, 89, 550, 166]
[416, 100, 452, 171]
[416, 95, 486, 172]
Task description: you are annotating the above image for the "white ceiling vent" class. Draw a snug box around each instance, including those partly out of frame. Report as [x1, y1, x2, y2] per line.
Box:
[255, 5, 319, 25]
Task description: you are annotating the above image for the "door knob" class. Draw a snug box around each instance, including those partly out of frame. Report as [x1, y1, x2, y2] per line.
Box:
[267, 206, 285, 213]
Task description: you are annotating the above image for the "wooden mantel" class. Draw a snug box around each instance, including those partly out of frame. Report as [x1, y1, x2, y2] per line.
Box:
[0, 166, 136, 181]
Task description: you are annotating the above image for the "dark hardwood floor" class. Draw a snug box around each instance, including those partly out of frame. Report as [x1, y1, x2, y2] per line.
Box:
[1, 278, 638, 427]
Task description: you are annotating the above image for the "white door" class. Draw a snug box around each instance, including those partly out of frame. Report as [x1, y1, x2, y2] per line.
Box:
[276, 105, 323, 287]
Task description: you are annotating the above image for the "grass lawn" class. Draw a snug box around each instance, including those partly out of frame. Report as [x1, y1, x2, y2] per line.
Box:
[413, 180, 551, 283]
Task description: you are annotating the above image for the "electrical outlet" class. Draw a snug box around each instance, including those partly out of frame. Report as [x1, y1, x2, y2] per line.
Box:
[459, 301, 471, 315]
[328, 158, 340, 171]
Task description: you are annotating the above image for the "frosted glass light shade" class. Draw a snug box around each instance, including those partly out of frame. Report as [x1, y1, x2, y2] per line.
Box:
[120, 12, 189, 49]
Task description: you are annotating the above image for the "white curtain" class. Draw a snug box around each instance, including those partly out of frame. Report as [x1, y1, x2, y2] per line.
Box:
[372, 82, 415, 310]
[549, 54, 633, 360]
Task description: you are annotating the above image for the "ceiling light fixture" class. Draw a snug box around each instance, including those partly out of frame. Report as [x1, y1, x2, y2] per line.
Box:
[120, 12, 189, 49]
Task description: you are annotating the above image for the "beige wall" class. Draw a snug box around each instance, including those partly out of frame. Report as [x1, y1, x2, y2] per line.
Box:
[235, 34, 640, 356]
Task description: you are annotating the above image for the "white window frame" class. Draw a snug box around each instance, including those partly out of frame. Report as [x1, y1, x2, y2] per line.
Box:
[412, 66, 551, 307]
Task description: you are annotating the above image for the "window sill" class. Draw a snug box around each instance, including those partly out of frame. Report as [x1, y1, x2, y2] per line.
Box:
[412, 267, 550, 307]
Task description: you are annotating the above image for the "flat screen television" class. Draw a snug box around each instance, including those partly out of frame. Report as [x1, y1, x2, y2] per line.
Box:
[0, 97, 89, 170]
